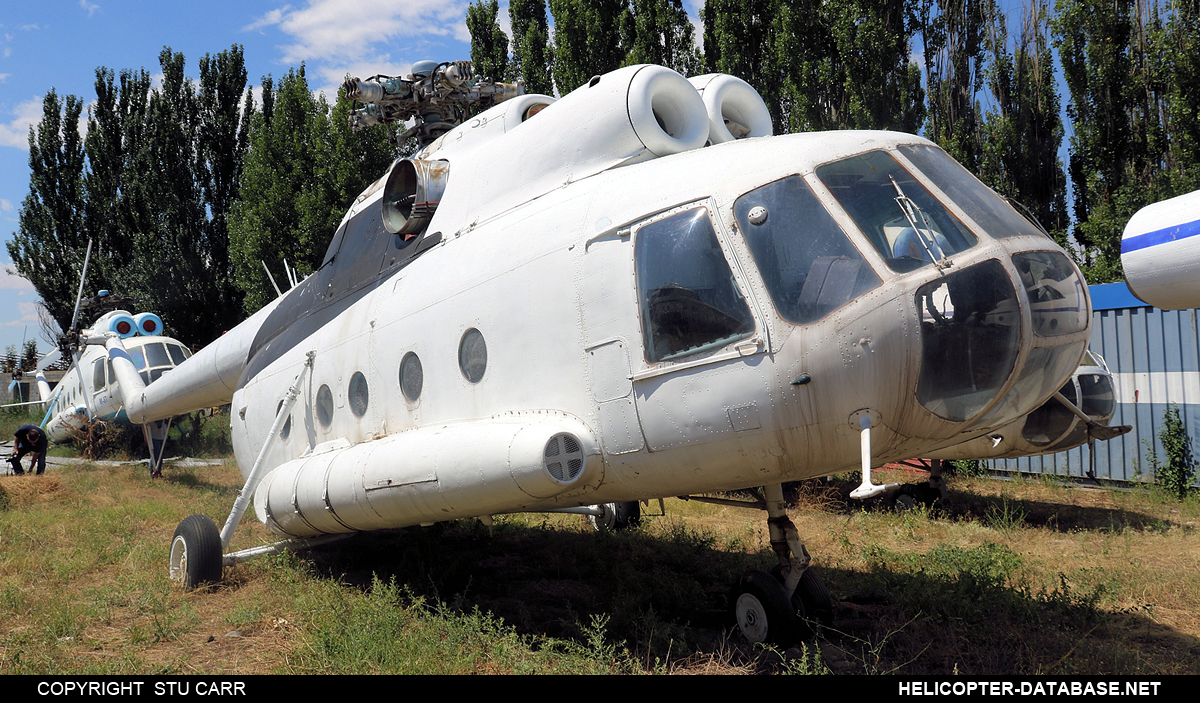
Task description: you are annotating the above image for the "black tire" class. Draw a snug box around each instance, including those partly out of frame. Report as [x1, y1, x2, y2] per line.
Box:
[733, 569, 797, 645]
[588, 501, 641, 532]
[169, 514, 223, 590]
[769, 564, 834, 633]
[796, 567, 834, 630]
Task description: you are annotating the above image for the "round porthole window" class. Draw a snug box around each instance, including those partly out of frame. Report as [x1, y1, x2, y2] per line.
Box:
[276, 400, 292, 440]
[400, 352, 423, 402]
[316, 384, 334, 428]
[348, 371, 369, 418]
[458, 328, 487, 383]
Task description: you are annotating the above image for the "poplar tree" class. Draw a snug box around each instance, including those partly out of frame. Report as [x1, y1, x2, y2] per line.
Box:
[466, 0, 510, 83]
[7, 91, 87, 334]
[1053, 0, 1190, 281]
[510, 0, 555, 95]
[917, 0, 990, 170]
[979, 1, 1068, 242]
[623, 0, 702, 76]
[229, 69, 395, 315]
[549, 0, 630, 93]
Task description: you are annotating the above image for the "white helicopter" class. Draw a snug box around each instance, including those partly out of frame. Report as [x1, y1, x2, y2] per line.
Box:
[1122, 187, 1200, 310]
[37, 303, 192, 462]
[89, 60, 1105, 644]
[29, 288, 193, 474]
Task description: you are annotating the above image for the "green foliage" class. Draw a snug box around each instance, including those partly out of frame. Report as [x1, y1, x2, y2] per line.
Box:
[228, 67, 395, 315]
[623, 0, 703, 77]
[7, 90, 86, 335]
[980, 0, 1070, 243]
[466, 1, 510, 84]
[917, 0, 990, 171]
[1052, 0, 1198, 282]
[11, 47, 251, 349]
[509, 0, 555, 95]
[549, 0, 630, 93]
[705, 0, 924, 134]
[1148, 404, 1197, 499]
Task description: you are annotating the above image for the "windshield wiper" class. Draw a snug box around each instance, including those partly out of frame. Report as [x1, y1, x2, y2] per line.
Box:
[889, 175, 951, 270]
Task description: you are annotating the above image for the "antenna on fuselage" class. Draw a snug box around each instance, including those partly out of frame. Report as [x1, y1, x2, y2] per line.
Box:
[261, 260, 283, 298]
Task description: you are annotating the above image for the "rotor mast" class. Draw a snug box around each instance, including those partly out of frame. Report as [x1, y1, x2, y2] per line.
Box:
[343, 60, 524, 147]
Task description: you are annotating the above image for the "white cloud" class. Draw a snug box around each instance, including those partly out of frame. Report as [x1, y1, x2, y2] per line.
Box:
[79, 0, 100, 17]
[249, 0, 469, 65]
[0, 265, 36, 294]
[243, 6, 292, 33]
[0, 73, 9, 81]
[8, 301, 44, 327]
[0, 96, 46, 150]
[1, 199, 12, 213]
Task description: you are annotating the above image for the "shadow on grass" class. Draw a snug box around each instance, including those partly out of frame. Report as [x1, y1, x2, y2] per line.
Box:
[822, 476, 1187, 534]
[276, 513, 1200, 674]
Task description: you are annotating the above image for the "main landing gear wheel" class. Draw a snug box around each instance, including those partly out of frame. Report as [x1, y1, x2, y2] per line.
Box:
[588, 501, 641, 532]
[734, 569, 801, 645]
[170, 514, 223, 590]
[770, 564, 835, 633]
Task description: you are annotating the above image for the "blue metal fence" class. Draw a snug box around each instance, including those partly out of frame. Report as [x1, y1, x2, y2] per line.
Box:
[985, 282, 1200, 484]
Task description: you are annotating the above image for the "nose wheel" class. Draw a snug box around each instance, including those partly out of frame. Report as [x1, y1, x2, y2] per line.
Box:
[724, 483, 835, 646]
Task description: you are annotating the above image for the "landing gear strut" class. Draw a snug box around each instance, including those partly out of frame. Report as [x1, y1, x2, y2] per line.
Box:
[727, 483, 834, 645]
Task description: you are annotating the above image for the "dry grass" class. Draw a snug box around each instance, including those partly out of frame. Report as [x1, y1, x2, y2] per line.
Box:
[0, 461, 1197, 675]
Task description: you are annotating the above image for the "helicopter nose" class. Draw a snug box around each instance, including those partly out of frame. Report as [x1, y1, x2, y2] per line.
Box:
[913, 250, 1090, 432]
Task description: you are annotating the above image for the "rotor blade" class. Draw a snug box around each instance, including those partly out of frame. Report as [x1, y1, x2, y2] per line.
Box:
[36, 349, 62, 372]
[68, 238, 94, 333]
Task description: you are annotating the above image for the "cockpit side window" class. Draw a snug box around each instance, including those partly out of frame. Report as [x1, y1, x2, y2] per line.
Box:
[817, 150, 978, 272]
[635, 207, 755, 363]
[734, 175, 882, 325]
[898, 144, 1049, 240]
[168, 344, 189, 365]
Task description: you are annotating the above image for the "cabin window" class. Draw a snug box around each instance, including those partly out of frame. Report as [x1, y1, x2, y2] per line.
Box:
[898, 144, 1050, 240]
[400, 352, 423, 402]
[316, 384, 334, 428]
[129, 347, 146, 370]
[348, 371, 369, 418]
[92, 360, 106, 391]
[459, 329, 487, 383]
[915, 260, 1020, 422]
[817, 150, 978, 272]
[734, 175, 881, 325]
[276, 400, 292, 440]
[634, 207, 754, 362]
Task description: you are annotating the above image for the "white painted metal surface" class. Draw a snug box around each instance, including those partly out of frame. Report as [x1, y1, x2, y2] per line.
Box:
[1122, 188, 1200, 310]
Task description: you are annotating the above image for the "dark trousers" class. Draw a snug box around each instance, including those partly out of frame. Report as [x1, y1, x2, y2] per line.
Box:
[12, 448, 45, 475]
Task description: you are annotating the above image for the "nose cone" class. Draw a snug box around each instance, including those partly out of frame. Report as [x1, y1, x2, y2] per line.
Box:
[914, 250, 1091, 438]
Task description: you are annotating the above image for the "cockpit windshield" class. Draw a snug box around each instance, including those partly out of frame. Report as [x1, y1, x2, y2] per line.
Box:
[124, 341, 191, 385]
[816, 150, 979, 272]
[898, 144, 1050, 240]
